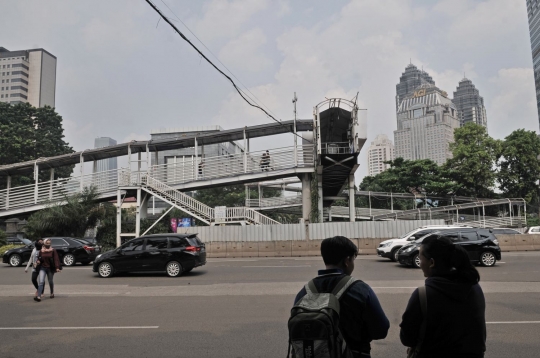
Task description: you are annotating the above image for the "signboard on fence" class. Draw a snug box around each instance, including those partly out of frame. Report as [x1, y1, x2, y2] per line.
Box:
[215, 206, 226, 223]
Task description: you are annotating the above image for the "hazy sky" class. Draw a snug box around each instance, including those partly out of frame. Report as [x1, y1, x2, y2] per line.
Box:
[1, 0, 537, 182]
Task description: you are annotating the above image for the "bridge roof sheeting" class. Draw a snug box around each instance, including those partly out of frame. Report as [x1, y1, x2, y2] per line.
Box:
[0, 120, 313, 176]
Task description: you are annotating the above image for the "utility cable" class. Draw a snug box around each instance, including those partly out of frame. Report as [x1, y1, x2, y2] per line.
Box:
[144, 0, 312, 144]
[159, 0, 280, 121]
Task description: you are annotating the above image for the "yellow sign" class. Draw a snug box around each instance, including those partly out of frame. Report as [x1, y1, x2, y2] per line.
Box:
[413, 89, 426, 98]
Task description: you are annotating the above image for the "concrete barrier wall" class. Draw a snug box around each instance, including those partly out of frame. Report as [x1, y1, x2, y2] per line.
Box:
[201, 234, 540, 258]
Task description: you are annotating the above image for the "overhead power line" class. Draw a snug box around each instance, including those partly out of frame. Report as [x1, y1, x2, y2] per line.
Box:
[145, 0, 282, 125]
[158, 0, 280, 121]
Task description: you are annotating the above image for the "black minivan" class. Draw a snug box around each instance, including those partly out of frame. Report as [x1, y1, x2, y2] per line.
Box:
[93, 234, 206, 278]
[397, 228, 501, 268]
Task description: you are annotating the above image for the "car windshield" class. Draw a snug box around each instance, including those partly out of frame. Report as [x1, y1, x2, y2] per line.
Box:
[398, 229, 418, 240]
[75, 239, 91, 245]
[186, 237, 202, 246]
[413, 233, 433, 243]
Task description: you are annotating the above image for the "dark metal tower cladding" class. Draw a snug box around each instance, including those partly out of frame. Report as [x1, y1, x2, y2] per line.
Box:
[527, 0, 540, 128]
[452, 78, 487, 127]
[396, 64, 436, 110]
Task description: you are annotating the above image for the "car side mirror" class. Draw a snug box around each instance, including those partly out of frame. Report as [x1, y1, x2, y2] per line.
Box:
[408, 236, 416, 241]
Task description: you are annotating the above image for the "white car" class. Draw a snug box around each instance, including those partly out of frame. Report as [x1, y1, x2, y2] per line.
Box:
[525, 226, 540, 234]
[377, 225, 473, 262]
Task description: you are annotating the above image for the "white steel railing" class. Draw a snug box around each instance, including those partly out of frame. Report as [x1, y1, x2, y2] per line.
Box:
[142, 175, 214, 223]
[0, 168, 120, 212]
[148, 145, 314, 187]
[246, 196, 303, 208]
[142, 175, 280, 225]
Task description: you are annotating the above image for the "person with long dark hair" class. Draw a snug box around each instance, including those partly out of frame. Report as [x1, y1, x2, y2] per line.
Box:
[400, 234, 486, 358]
[35, 238, 62, 302]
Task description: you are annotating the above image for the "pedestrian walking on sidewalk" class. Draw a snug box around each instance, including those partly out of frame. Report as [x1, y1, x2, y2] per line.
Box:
[25, 239, 45, 299]
[35, 238, 62, 302]
[400, 235, 486, 358]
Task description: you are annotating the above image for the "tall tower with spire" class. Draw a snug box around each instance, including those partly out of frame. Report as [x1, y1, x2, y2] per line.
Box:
[395, 63, 436, 110]
[452, 78, 488, 127]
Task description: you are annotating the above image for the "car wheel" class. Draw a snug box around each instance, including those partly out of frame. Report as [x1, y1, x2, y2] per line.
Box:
[98, 262, 114, 278]
[9, 254, 22, 267]
[412, 254, 421, 268]
[390, 247, 401, 262]
[480, 251, 496, 267]
[62, 254, 76, 266]
[166, 261, 183, 277]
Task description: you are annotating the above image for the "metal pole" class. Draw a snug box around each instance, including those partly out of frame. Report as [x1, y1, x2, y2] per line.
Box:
[6, 176, 11, 210]
[243, 128, 247, 173]
[258, 183, 262, 207]
[116, 190, 122, 248]
[456, 208, 459, 224]
[152, 196, 155, 215]
[348, 174, 355, 222]
[390, 192, 394, 213]
[80, 153, 84, 191]
[524, 200, 527, 228]
[194, 137, 198, 180]
[135, 188, 141, 237]
[509, 201, 513, 226]
[369, 191, 372, 216]
[482, 203, 486, 228]
[293, 92, 298, 167]
[34, 162, 39, 204]
[49, 168, 54, 200]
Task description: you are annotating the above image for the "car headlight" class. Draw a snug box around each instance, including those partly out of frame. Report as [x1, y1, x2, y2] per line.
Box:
[404, 246, 415, 253]
[382, 241, 393, 247]
[492, 239, 499, 246]
[95, 254, 102, 261]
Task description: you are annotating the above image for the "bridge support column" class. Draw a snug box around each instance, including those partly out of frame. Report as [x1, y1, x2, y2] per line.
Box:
[301, 173, 311, 223]
[5, 176, 10, 210]
[348, 174, 355, 222]
[116, 190, 122, 248]
[135, 188, 142, 237]
[317, 168, 323, 223]
[34, 162, 39, 204]
[49, 169, 54, 200]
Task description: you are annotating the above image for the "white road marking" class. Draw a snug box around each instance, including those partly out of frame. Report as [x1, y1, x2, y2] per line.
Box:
[0, 326, 159, 330]
[487, 321, 540, 324]
[242, 265, 311, 268]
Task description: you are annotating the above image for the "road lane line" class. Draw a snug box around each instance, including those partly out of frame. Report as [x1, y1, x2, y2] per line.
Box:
[242, 265, 311, 268]
[487, 321, 540, 324]
[0, 326, 159, 330]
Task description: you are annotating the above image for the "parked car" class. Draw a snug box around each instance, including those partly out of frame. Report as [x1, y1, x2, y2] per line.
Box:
[525, 226, 540, 234]
[6, 238, 32, 246]
[2, 237, 99, 267]
[93, 233, 207, 278]
[397, 228, 501, 268]
[377, 225, 473, 262]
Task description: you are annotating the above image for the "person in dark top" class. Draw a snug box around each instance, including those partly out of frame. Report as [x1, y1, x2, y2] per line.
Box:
[400, 235, 486, 358]
[35, 238, 62, 302]
[294, 236, 390, 357]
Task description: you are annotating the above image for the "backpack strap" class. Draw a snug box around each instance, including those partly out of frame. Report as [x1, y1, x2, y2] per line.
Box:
[332, 276, 357, 300]
[305, 279, 318, 294]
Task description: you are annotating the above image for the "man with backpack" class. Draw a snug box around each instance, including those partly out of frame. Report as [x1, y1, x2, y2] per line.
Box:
[288, 236, 389, 358]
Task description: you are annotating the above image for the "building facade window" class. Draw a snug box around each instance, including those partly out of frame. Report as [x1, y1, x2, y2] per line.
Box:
[10, 78, 28, 85]
[12, 63, 29, 70]
[10, 93, 27, 99]
[11, 70, 28, 77]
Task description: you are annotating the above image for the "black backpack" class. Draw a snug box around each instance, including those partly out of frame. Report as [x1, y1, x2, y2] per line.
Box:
[287, 276, 357, 358]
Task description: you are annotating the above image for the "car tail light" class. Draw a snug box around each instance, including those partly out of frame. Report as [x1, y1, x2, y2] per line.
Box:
[185, 246, 201, 252]
[83, 245, 95, 253]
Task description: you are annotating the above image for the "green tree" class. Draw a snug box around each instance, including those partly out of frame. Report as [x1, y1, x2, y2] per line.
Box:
[24, 187, 105, 239]
[498, 129, 540, 204]
[0, 229, 6, 246]
[0, 103, 73, 188]
[445, 123, 501, 198]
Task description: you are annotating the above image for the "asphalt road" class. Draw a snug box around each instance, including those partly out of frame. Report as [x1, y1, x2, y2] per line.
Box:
[0, 252, 539, 358]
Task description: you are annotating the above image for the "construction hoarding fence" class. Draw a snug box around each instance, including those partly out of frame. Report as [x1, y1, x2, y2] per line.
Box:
[178, 220, 445, 257]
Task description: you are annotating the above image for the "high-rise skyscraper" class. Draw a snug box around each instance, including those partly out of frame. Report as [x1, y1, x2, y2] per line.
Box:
[94, 137, 118, 173]
[396, 64, 436, 110]
[394, 82, 460, 165]
[367, 134, 394, 177]
[0, 47, 56, 107]
[452, 78, 488, 127]
[527, 0, 540, 127]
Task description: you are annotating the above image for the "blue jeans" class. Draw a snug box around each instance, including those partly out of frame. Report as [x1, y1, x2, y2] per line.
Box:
[37, 268, 54, 296]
